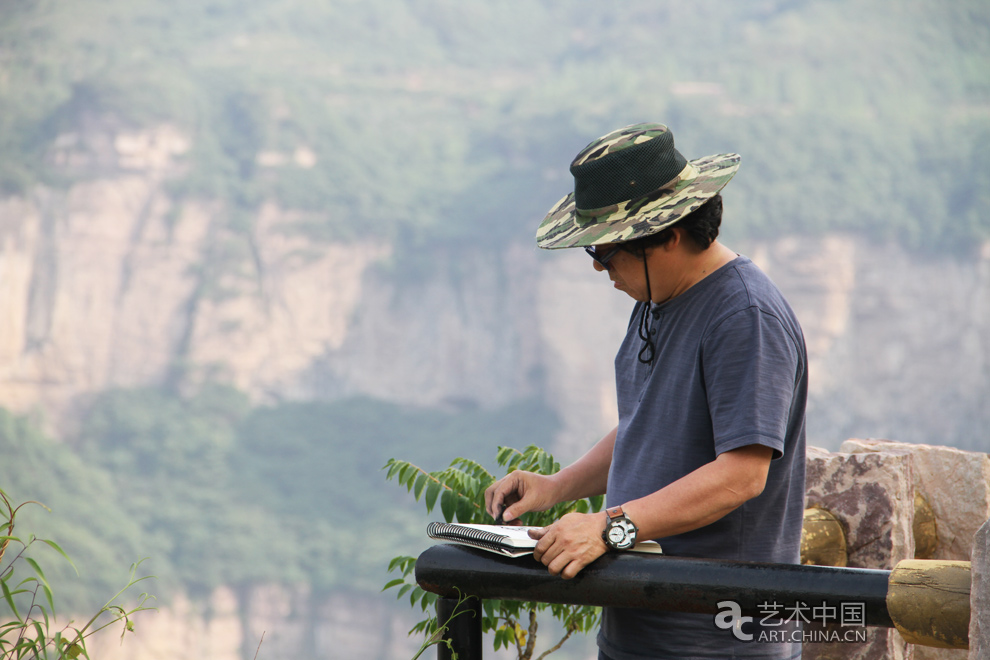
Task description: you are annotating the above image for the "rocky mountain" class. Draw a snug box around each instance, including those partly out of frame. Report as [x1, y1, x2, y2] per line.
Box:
[1, 121, 988, 660]
[1, 124, 988, 457]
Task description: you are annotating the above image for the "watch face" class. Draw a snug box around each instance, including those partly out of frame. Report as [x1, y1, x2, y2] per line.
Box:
[605, 518, 636, 549]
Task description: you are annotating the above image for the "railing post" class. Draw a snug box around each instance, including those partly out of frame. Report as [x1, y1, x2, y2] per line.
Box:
[437, 595, 483, 660]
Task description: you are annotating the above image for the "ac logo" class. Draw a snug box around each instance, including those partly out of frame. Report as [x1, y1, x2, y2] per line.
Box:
[714, 600, 753, 641]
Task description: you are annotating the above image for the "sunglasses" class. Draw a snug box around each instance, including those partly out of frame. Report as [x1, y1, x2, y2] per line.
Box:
[584, 245, 621, 269]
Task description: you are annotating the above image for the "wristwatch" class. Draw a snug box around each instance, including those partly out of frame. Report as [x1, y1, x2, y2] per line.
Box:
[601, 506, 638, 550]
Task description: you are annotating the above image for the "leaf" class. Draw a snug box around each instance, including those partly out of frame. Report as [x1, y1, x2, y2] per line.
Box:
[31, 620, 45, 644]
[39, 539, 76, 571]
[462, 475, 479, 498]
[1, 619, 23, 634]
[424, 479, 442, 513]
[451, 458, 493, 482]
[383, 458, 401, 480]
[25, 557, 46, 582]
[381, 578, 405, 592]
[413, 473, 428, 500]
[417, 591, 436, 612]
[495, 446, 520, 467]
[40, 583, 54, 615]
[440, 489, 456, 523]
[387, 555, 415, 575]
[493, 627, 506, 650]
[454, 495, 475, 524]
[1, 578, 21, 622]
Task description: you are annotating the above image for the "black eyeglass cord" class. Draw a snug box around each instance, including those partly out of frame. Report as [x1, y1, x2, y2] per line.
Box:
[637, 257, 656, 365]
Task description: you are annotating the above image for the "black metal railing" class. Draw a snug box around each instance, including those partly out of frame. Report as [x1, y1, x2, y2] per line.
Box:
[416, 544, 895, 660]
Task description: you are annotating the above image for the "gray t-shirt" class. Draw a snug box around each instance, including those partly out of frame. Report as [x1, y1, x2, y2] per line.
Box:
[598, 256, 807, 660]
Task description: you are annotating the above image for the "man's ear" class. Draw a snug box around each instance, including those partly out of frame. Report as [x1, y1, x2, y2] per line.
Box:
[664, 227, 686, 250]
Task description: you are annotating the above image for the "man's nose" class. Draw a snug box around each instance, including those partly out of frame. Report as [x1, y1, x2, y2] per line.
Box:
[592, 259, 607, 272]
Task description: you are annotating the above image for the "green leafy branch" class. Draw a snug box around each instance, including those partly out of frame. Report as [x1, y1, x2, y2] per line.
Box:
[383, 445, 603, 660]
[0, 489, 156, 660]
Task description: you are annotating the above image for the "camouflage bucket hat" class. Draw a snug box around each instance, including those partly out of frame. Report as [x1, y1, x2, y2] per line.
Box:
[536, 123, 740, 249]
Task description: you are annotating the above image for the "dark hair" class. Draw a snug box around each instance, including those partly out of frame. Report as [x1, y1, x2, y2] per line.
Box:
[621, 193, 723, 256]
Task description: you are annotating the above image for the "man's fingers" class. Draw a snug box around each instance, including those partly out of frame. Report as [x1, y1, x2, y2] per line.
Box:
[484, 480, 504, 518]
[498, 490, 525, 522]
[484, 485, 496, 517]
[485, 477, 513, 518]
[534, 528, 566, 565]
[529, 513, 608, 579]
[560, 559, 586, 580]
[543, 546, 584, 578]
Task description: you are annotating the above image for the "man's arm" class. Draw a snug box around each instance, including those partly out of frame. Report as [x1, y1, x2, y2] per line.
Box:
[484, 426, 616, 523]
[531, 443, 774, 579]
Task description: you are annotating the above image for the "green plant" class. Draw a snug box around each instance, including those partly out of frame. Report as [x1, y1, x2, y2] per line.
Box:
[0, 490, 155, 660]
[400, 588, 473, 660]
[383, 445, 604, 660]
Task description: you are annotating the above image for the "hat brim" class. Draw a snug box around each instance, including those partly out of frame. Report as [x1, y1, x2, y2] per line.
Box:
[536, 153, 741, 249]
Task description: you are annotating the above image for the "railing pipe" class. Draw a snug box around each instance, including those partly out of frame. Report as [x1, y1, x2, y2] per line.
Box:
[416, 544, 894, 628]
[436, 596, 482, 660]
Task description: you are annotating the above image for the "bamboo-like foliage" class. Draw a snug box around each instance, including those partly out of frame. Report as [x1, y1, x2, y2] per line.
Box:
[0, 490, 155, 660]
[383, 445, 604, 660]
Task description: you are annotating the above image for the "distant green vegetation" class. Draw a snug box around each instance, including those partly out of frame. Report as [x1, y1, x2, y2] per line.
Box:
[0, 386, 560, 605]
[0, 0, 987, 259]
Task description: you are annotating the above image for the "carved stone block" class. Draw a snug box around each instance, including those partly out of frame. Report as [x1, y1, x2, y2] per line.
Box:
[840, 439, 990, 561]
[970, 519, 990, 660]
[802, 446, 914, 660]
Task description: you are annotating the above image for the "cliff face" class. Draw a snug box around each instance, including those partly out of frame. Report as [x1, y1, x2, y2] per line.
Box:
[84, 585, 425, 660]
[1, 124, 988, 454]
[748, 234, 990, 452]
[3, 125, 989, 660]
[537, 232, 990, 456]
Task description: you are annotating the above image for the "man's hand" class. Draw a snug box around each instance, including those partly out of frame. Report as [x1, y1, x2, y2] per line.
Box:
[529, 511, 608, 580]
[484, 470, 560, 524]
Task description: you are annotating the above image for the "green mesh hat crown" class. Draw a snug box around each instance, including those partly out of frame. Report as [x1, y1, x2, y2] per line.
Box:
[536, 123, 741, 249]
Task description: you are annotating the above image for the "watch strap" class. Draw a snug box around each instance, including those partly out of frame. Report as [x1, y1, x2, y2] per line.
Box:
[606, 505, 625, 520]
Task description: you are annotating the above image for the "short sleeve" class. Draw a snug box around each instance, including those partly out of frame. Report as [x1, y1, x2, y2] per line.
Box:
[701, 306, 803, 460]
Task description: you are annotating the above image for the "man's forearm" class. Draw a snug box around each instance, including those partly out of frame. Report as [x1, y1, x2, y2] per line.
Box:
[549, 426, 616, 503]
[621, 444, 773, 541]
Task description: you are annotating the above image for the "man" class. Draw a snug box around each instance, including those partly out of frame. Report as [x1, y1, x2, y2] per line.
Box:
[485, 123, 807, 659]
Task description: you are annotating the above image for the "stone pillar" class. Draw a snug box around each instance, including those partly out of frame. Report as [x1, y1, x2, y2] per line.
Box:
[802, 446, 915, 660]
[971, 519, 990, 660]
[840, 439, 990, 660]
[840, 439, 990, 561]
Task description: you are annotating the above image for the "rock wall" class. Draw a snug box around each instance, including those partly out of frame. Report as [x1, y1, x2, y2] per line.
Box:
[1, 123, 988, 450]
[8, 122, 986, 660]
[84, 586, 425, 660]
[750, 236, 990, 454]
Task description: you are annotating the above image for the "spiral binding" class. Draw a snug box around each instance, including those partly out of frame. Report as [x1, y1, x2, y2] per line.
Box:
[426, 522, 511, 554]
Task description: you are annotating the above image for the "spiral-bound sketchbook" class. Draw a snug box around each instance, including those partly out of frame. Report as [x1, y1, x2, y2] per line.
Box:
[426, 522, 664, 558]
